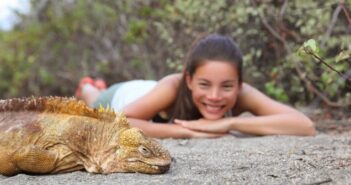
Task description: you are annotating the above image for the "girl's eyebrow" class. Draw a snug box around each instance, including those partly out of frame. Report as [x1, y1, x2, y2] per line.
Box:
[196, 78, 237, 84]
[222, 80, 237, 84]
[196, 78, 210, 82]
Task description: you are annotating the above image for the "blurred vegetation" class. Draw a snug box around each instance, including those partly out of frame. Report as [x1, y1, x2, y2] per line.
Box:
[0, 0, 350, 109]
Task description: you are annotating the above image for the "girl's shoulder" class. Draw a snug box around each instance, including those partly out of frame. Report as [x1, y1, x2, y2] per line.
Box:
[159, 73, 182, 88]
[236, 82, 295, 115]
[160, 73, 182, 82]
[233, 83, 262, 115]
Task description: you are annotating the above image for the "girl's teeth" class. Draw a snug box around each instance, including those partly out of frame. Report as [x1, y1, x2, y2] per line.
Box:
[206, 105, 221, 112]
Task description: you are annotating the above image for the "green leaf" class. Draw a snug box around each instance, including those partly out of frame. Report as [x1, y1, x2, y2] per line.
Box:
[298, 39, 321, 58]
[304, 39, 320, 53]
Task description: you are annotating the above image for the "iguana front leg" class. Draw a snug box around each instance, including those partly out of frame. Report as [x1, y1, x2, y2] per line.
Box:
[0, 145, 58, 176]
[0, 146, 19, 176]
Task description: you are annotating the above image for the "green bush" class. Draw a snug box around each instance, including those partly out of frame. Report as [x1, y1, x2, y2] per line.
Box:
[0, 0, 349, 108]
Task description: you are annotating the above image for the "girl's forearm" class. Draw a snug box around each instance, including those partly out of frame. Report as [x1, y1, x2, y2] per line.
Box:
[226, 113, 316, 136]
[127, 118, 192, 138]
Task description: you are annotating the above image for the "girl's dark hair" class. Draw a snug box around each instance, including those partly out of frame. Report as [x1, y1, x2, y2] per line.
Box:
[171, 33, 243, 121]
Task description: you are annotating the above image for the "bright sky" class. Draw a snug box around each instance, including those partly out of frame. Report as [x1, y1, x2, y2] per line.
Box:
[0, 0, 30, 31]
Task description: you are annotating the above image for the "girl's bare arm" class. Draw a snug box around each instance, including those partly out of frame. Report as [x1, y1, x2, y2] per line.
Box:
[175, 83, 316, 136]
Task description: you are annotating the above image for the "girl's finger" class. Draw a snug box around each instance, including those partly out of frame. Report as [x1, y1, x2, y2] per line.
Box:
[174, 119, 186, 125]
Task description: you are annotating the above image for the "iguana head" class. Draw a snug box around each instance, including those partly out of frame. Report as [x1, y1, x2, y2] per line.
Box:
[101, 127, 171, 174]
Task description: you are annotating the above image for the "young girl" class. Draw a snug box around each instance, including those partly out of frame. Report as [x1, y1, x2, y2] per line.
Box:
[77, 34, 316, 138]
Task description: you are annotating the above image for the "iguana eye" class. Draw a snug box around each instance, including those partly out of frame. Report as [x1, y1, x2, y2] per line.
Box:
[138, 145, 151, 156]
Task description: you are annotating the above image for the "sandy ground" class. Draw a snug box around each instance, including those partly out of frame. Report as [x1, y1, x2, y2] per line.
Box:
[0, 120, 350, 185]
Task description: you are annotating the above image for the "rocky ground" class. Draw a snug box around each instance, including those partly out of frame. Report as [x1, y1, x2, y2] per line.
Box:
[0, 120, 350, 185]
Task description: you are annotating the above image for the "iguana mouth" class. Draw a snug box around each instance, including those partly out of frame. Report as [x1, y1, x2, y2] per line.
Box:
[149, 163, 170, 173]
[127, 158, 171, 173]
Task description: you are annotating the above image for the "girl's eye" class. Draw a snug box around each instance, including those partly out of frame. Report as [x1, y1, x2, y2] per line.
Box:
[222, 84, 234, 90]
[198, 83, 209, 88]
[199, 83, 209, 89]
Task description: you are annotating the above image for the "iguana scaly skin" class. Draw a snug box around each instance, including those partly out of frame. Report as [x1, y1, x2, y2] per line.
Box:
[0, 97, 171, 176]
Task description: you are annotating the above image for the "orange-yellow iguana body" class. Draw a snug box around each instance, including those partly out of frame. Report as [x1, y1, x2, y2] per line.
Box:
[0, 97, 171, 176]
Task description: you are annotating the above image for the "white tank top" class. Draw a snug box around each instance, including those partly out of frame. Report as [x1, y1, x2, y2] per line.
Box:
[111, 80, 157, 111]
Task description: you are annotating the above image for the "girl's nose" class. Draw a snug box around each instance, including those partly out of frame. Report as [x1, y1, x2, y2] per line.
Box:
[207, 88, 221, 100]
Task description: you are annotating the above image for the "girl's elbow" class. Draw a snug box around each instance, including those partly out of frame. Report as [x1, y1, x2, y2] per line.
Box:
[303, 119, 316, 136]
[295, 113, 316, 136]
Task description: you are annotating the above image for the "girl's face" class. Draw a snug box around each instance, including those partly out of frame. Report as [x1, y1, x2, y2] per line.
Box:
[186, 61, 241, 120]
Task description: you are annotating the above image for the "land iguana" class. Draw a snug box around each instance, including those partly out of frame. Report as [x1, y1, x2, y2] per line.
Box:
[0, 97, 171, 176]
